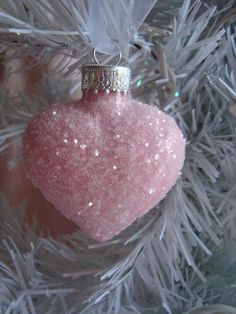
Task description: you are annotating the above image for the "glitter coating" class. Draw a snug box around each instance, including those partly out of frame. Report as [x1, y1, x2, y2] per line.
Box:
[23, 93, 186, 242]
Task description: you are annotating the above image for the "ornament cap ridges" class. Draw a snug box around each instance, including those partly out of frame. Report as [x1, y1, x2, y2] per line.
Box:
[82, 64, 131, 93]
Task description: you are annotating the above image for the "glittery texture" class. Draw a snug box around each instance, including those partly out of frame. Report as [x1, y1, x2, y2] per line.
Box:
[23, 93, 185, 242]
[82, 65, 131, 93]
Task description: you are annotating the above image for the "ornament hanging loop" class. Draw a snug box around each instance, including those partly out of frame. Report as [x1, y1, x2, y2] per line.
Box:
[93, 42, 122, 66]
[83, 42, 129, 94]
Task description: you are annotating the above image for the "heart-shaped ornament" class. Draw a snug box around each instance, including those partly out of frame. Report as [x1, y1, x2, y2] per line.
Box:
[23, 66, 185, 242]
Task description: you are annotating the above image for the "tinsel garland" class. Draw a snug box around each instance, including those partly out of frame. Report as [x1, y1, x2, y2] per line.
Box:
[0, 0, 236, 313]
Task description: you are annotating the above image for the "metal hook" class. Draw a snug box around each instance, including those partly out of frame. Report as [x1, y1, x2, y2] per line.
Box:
[93, 41, 122, 66]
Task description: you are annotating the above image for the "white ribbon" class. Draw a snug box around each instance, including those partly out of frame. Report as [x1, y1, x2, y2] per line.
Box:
[87, 0, 157, 58]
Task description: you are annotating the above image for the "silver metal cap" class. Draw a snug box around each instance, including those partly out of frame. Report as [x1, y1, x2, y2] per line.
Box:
[82, 65, 131, 93]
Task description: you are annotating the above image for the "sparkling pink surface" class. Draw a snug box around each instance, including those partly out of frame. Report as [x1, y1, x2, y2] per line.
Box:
[23, 93, 186, 242]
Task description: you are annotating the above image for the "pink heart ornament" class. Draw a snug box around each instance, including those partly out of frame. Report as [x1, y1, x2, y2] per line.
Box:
[23, 93, 185, 241]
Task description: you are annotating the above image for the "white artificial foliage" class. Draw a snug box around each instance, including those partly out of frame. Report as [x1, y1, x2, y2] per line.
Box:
[0, 0, 236, 313]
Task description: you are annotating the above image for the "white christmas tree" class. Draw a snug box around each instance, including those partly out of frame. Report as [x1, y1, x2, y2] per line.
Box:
[0, 1, 236, 313]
